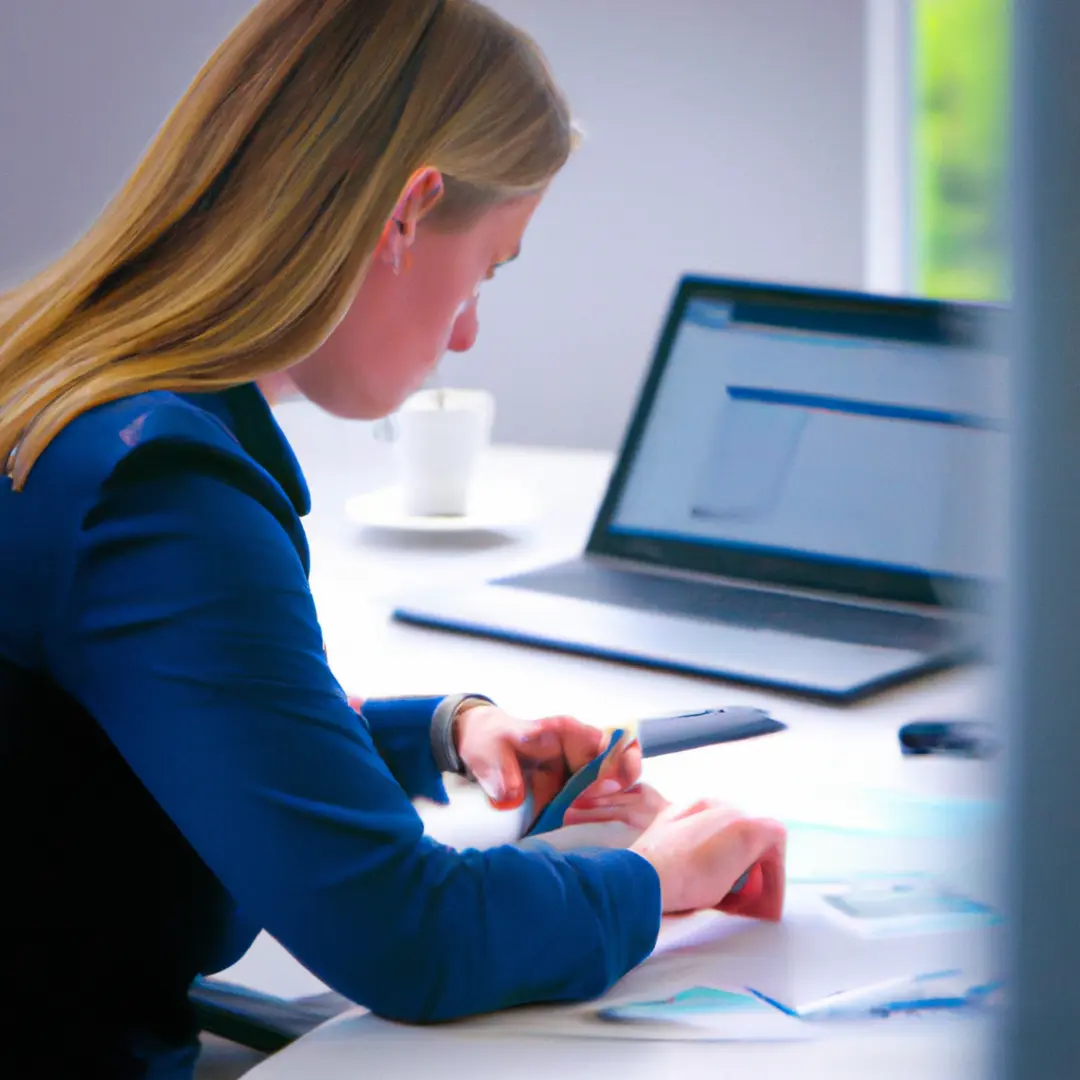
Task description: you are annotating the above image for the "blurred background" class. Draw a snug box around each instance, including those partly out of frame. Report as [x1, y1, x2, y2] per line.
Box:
[0, 0, 1007, 450]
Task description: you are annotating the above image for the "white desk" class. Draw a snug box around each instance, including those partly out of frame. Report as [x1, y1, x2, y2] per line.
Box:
[235, 405, 1000, 1079]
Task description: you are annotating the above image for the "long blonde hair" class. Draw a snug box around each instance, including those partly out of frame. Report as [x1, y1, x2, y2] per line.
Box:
[0, 0, 573, 490]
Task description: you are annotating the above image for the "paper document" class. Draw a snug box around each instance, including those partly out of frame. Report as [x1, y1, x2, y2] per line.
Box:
[811, 875, 1001, 939]
[453, 878, 1001, 1042]
[460, 986, 808, 1043]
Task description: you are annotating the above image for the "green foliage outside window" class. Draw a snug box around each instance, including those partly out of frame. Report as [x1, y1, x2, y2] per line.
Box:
[914, 0, 1009, 300]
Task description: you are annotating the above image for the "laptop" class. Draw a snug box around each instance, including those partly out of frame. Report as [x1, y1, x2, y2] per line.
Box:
[393, 276, 1006, 701]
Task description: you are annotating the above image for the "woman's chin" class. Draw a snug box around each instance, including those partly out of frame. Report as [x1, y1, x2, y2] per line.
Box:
[284, 381, 399, 421]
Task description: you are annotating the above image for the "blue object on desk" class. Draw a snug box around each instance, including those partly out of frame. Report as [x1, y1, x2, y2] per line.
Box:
[526, 729, 629, 837]
[525, 706, 785, 837]
[524, 725, 753, 895]
[899, 719, 1000, 759]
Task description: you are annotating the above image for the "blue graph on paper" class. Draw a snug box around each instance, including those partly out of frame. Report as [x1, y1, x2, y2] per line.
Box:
[691, 387, 1003, 522]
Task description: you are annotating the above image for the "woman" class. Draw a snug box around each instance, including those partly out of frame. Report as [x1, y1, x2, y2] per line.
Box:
[0, 1, 786, 1077]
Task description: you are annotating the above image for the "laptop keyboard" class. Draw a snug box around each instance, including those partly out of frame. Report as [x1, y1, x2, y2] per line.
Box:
[495, 561, 952, 652]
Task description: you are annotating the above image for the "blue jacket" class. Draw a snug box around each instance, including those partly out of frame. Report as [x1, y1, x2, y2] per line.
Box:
[0, 385, 661, 1079]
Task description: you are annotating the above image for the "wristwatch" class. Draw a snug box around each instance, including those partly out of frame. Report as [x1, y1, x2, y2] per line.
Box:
[430, 694, 493, 776]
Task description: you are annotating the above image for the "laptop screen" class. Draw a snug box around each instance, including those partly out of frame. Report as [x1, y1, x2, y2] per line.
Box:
[589, 278, 1006, 607]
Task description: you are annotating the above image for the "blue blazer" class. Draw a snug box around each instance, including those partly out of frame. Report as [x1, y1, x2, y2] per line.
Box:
[0, 385, 659, 1078]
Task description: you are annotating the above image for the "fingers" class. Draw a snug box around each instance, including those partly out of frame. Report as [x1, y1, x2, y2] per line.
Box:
[715, 819, 788, 922]
[756, 836, 787, 922]
[606, 736, 643, 791]
[576, 766, 629, 804]
[460, 708, 659, 822]
[562, 806, 644, 828]
[564, 784, 670, 831]
[570, 783, 667, 812]
[563, 804, 652, 830]
[513, 723, 564, 762]
[524, 761, 569, 820]
[716, 819, 763, 884]
[570, 732, 643, 804]
[468, 713, 604, 817]
[524, 715, 605, 774]
[627, 796, 789, 917]
[672, 798, 714, 819]
[712, 816, 787, 893]
[660, 797, 735, 825]
[517, 718, 637, 810]
[469, 738, 528, 810]
[738, 817, 787, 860]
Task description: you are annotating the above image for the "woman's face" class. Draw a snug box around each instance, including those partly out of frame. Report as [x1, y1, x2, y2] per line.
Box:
[286, 193, 542, 419]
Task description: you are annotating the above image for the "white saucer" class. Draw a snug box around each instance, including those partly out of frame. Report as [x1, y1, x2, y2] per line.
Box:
[344, 486, 537, 534]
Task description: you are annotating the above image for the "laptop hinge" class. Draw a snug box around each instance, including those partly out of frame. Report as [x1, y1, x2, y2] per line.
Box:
[580, 552, 947, 616]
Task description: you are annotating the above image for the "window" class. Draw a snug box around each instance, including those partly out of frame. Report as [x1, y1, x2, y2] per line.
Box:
[913, 0, 1009, 301]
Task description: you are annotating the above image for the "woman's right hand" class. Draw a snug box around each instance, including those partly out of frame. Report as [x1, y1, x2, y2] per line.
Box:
[629, 800, 787, 916]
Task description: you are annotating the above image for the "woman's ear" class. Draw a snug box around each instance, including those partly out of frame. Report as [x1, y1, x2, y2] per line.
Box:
[378, 167, 445, 273]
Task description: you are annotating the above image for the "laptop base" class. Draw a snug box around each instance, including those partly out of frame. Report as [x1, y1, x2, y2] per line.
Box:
[391, 574, 967, 702]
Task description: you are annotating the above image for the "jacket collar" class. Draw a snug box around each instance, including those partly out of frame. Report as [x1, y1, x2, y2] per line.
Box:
[183, 384, 311, 517]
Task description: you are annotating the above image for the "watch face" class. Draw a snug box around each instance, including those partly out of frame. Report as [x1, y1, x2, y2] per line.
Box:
[525, 729, 630, 837]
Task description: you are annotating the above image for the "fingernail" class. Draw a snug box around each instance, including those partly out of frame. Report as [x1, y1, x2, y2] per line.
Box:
[594, 779, 622, 796]
[475, 773, 505, 802]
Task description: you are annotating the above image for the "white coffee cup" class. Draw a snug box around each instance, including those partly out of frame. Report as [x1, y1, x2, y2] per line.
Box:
[393, 388, 495, 516]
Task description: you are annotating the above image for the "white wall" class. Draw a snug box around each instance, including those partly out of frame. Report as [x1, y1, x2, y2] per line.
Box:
[476, 0, 868, 449]
[0, 1, 256, 285]
[0, 0, 868, 450]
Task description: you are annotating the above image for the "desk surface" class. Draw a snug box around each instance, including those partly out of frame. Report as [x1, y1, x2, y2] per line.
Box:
[236, 405, 999, 1078]
[247, 1013, 992, 1080]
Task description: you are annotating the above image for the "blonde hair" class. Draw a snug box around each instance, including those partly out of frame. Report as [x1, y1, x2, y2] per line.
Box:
[0, 0, 573, 490]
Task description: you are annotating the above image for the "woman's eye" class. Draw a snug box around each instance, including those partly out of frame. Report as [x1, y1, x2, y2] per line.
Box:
[488, 252, 519, 280]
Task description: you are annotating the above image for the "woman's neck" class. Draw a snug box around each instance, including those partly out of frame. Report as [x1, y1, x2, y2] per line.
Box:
[256, 371, 302, 406]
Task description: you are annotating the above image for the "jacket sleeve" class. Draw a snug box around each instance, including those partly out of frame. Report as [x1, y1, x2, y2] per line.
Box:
[356, 693, 491, 805]
[48, 446, 661, 1023]
[355, 696, 448, 804]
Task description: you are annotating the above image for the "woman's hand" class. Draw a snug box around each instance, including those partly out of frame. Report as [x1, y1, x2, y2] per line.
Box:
[630, 799, 787, 917]
[562, 783, 671, 833]
[454, 704, 642, 814]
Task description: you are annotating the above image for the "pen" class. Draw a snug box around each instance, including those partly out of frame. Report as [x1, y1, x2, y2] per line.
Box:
[795, 970, 964, 1019]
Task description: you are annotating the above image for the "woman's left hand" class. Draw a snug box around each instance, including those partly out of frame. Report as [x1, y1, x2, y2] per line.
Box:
[454, 704, 642, 814]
